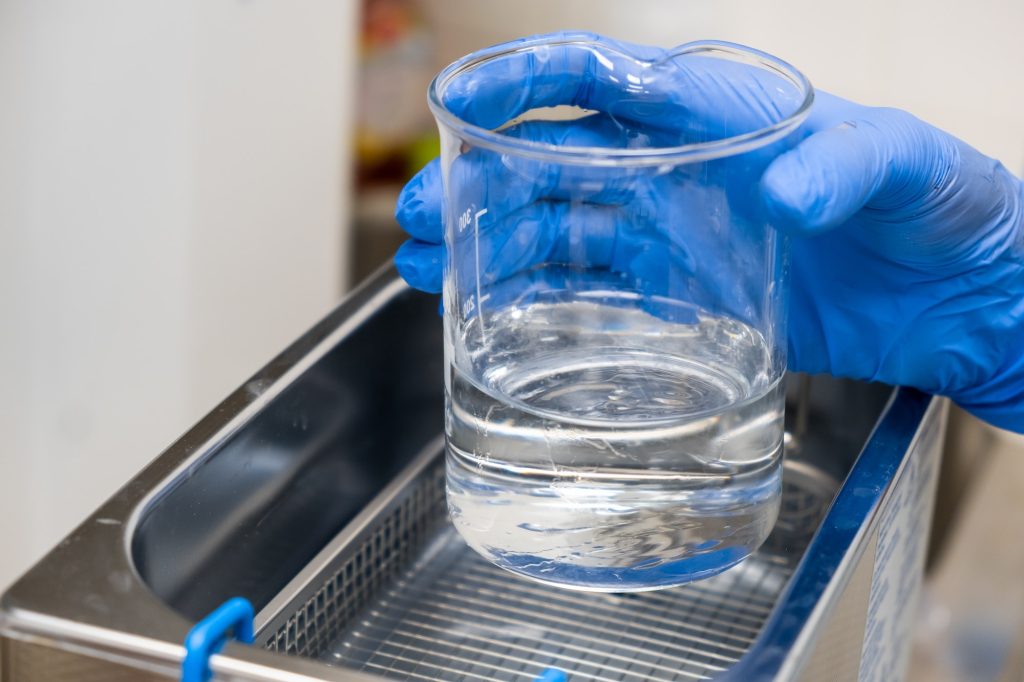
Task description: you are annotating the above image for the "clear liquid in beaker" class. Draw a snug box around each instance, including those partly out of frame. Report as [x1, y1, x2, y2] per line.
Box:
[446, 298, 783, 591]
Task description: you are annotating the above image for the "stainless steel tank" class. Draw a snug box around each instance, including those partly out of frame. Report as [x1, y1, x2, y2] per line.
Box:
[0, 268, 947, 681]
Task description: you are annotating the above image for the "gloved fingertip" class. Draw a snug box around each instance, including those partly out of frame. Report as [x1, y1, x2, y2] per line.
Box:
[761, 155, 841, 236]
[394, 240, 444, 294]
[395, 159, 443, 243]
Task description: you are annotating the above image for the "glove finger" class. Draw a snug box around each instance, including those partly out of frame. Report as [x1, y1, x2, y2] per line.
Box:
[760, 121, 886, 235]
[441, 32, 662, 129]
[445, 116, 651, 235]
[450, 201, 625, 316]
[394, 239, 444, 293]
[396, 116, 660, 296]
[761, 107, 965, 238]
[462, 183, 757, 322]
[457, 200, 626, 290]
[474, 240, 704, 327]
[459, 195, 702, 305]
[635, 48, 807, 144]
[395, 158, 443, 243]
[395, 116, 651, 250]
[441, 32, 805, 143]
[451, 190, 758, 332]
[463, 206, 691, 317]
[497, 115, 666, 203]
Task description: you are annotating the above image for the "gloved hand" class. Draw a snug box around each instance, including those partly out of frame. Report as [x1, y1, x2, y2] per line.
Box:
[395, 33, 1024, 432]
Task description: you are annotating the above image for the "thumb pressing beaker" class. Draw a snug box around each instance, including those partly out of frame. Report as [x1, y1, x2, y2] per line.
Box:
[431, 33, 813, 591]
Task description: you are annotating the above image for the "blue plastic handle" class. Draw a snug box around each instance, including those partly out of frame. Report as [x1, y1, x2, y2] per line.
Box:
[535, 668, 568, 682]
[182, 597, 255, 682]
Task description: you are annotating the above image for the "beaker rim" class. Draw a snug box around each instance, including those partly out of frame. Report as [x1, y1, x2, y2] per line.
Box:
[427, 34, 815, 167]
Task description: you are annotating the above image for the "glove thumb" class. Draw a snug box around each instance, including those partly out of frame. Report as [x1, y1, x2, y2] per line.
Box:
[761, 107, 962, 236]
[760, 118, 892, 235]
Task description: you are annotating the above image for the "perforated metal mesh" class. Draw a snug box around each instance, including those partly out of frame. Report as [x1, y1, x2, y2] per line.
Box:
[322, 529, 792, 681]
[265, 462, 446, 658]
[266, 456, 832, 680]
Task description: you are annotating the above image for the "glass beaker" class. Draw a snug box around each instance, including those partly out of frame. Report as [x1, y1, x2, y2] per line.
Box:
[429, 34, 813, 591]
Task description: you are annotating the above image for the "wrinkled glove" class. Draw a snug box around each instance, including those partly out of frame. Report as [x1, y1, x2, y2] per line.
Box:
[395, 32, 1024, 432]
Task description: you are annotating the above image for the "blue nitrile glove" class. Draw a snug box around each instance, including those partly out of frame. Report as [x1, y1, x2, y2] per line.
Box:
[402, 112, 770, 324]
[395, 32, 1024, 432]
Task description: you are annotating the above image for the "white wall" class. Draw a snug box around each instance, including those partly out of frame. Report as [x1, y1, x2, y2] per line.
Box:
[0, 1, 358, 588]
[424, 0, 1024, 173]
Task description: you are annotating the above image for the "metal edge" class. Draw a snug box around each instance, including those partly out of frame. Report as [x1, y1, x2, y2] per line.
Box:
[1, 608, 382, 681]
[0, 265, 412, 681]
[253, 434, 445, 638]
[724, 387, 936, 681]
[1, 608, 182, 676]
[774, 397, 945, 680]
[121, 274, 411, 577]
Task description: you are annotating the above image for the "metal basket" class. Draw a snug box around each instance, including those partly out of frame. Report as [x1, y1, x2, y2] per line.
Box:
[0, 268, 947, 682]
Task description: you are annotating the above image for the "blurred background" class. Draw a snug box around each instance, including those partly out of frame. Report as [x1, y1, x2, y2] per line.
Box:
[1, 1, 1023, 679]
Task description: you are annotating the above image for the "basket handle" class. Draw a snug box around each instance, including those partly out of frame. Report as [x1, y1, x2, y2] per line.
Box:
[182, 597, 255, 682]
